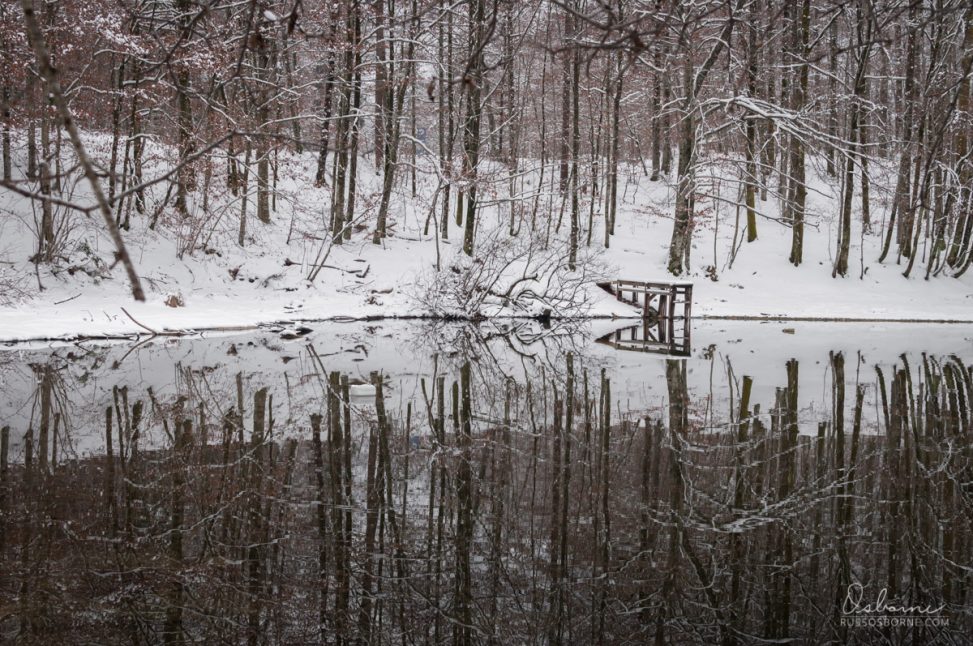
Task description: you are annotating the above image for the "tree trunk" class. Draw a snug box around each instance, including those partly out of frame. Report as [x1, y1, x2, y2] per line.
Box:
[256, 34, 272, 224]
[834, 14, 872, 277]
[788, 0, 810, 263]
[744, 3, 760, 245]
[568, 8, 580, 270]
[173, 0, 196, 216]
[1, 84, 10, 181]
[667, 2, 739, 275]
[460, 0, 485, 256]
[668, 53, 695, 276]
[374, 0, 388, 168]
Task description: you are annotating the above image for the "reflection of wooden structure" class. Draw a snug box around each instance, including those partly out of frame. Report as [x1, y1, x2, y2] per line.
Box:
[596, 318, 691, 356]
[607, 279, 693, 320]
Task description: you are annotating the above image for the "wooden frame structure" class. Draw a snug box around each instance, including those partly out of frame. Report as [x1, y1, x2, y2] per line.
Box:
[596, 318, 691, 356]
[611, 279, 693, 320]
[598, 279, 693, 356]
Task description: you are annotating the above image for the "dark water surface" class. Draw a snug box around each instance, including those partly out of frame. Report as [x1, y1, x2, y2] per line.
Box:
[0, 320, 971, 644]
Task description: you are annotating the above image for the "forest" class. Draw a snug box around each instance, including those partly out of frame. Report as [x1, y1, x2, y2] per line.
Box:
[0, 0, 971, 332]
[3, 2, 973, 643]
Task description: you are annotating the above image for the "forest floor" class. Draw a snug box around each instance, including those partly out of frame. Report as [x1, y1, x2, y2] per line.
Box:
[1, 131, 971, 342]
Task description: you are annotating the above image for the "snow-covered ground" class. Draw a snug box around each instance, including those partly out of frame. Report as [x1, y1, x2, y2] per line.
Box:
[1, 130, 970, 343]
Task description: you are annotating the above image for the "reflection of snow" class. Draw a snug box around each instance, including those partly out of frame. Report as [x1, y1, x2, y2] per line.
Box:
[1, 318, 970, 460]
[349, 383, 377, 398]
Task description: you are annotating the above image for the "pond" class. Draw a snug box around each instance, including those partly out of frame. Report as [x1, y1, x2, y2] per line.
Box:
[0, 319, 971, 644]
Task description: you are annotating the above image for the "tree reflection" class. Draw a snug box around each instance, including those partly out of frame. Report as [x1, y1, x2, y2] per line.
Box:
[0, 339, 970, 644]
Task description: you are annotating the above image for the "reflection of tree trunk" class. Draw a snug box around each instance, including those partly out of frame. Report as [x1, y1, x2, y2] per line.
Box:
[638, 415, 654, 629]
[768, 361, 798, 639]
[340, 376, 353, 636]
[327, 372, 348, 641]
[729, 375, 752, 635]
[37, 366, 53, 474]
[163, 419, 191, 645]
[489, 383, 512, 644]
[126, 400, 142, 539]
[110, 390, 128, 542]
[19, 426, 34, 637]
[657, 360, 688, 645]
[548, 387, 564, 645]
[454, 362, 474, 646]
[941, 360, 963, 603]
[310, 412, 330, 639]
[105, 407, 118, 538]
[829, 352, 849, 642]
[376, 369, 405, 637]
[269, 438, 297, 633]
[594, 362, 610, 644]
[561, 359, 574, 643]
[0, 426, 7, 554]
[808, 419, 826, 630]
[359, 372, 382, 641]
[434, 374, 448, 643]
[883, 367, 903, 599]
[899, 358, 925, 636]
[246, 388, 268, 645]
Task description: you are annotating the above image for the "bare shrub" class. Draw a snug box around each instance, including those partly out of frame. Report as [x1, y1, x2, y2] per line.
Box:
[411, 227, 608, 319]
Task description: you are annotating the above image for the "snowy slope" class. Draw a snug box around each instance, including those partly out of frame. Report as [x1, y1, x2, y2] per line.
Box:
[0, 130, 970, 342]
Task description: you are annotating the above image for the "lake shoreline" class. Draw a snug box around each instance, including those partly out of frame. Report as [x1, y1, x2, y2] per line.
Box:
[3, 311, 972, 346]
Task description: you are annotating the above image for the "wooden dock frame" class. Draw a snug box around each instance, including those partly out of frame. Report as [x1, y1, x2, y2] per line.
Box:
[611, 279, 693, 321]
[600, 279, 693, 356]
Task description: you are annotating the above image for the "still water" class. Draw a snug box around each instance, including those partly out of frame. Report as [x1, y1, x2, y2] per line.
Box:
[0, 319, 971, 644]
